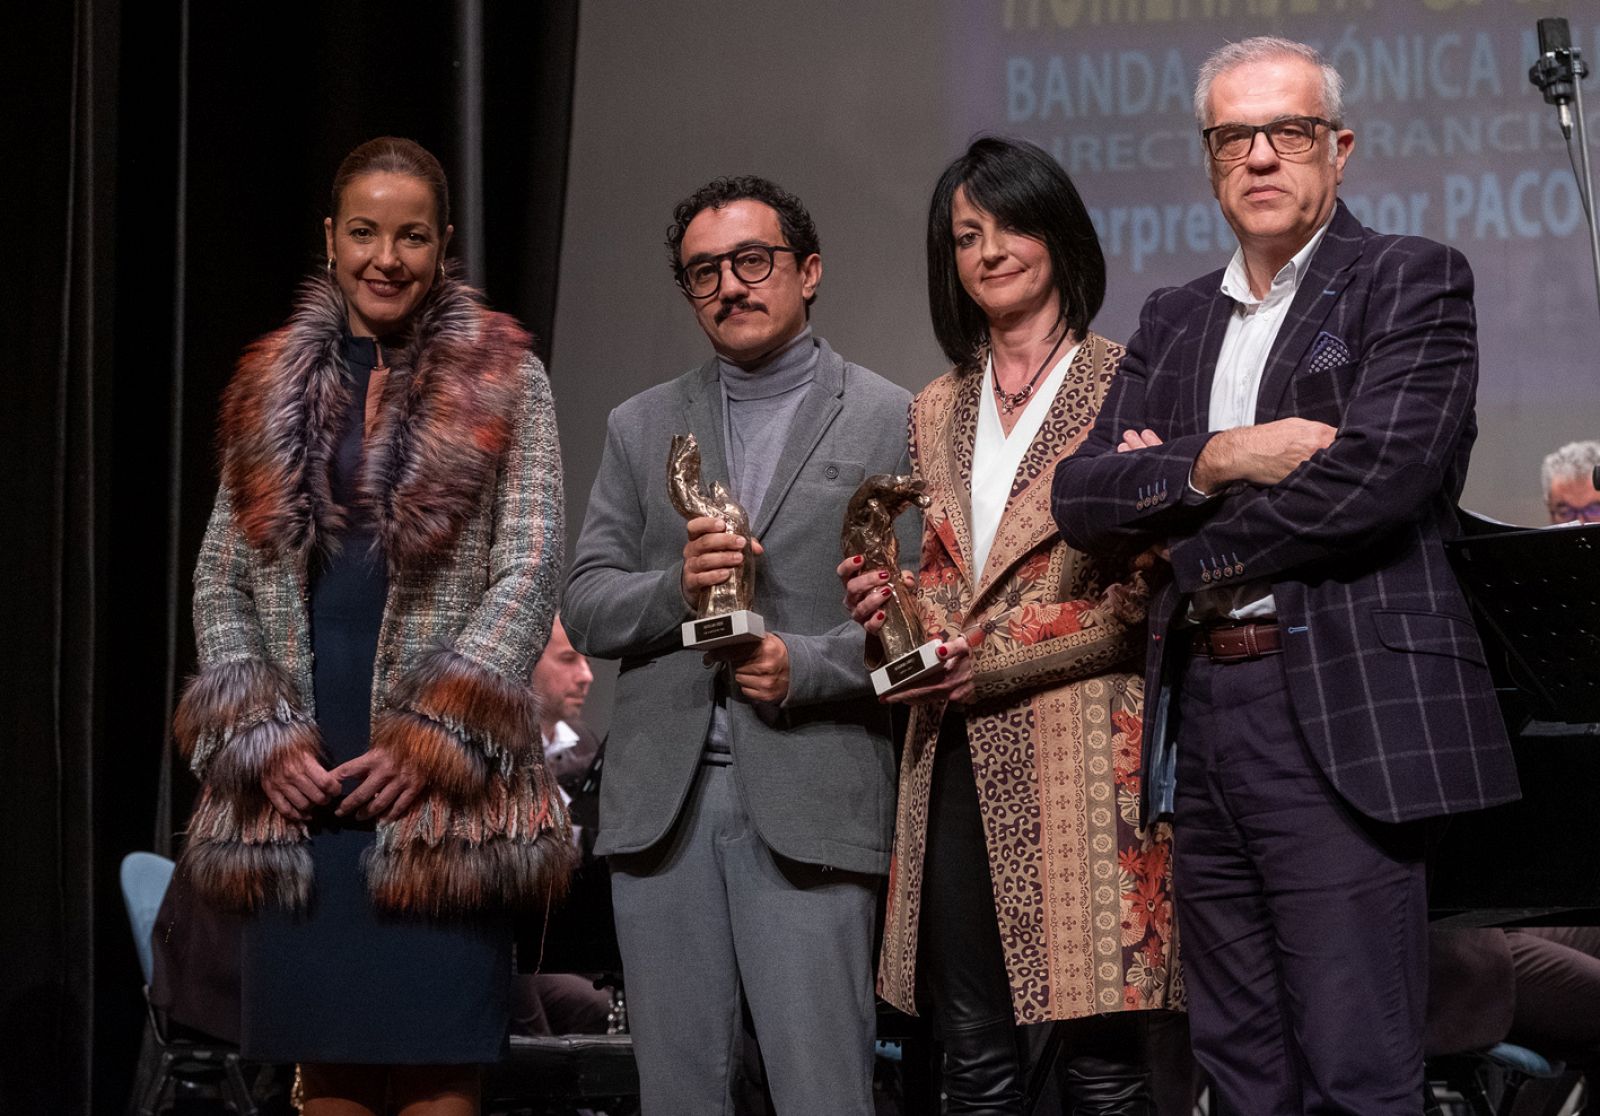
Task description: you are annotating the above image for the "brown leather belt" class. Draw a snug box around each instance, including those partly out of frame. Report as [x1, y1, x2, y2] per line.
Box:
[1195, 620, 1282, 663]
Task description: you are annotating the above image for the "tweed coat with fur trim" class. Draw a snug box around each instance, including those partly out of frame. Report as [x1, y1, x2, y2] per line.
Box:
[174, 273, 572, 916]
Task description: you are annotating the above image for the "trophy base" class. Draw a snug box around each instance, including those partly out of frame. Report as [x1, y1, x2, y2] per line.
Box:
[682, 609, 767, 650]
[871, 640, 946, 696]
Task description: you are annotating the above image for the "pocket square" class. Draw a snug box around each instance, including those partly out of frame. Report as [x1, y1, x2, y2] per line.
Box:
[1306, 331, 1351, 375]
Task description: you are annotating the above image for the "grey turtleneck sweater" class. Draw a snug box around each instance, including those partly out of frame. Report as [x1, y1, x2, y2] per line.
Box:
[705, 326, 819, 756]
[718, 325, 819, 514]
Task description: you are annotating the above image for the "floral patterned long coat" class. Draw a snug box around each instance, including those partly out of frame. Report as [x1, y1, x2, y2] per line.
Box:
[878, 332, 1182, 1025]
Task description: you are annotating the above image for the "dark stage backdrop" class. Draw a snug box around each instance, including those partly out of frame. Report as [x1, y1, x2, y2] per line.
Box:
[3, 3, 578, 1112]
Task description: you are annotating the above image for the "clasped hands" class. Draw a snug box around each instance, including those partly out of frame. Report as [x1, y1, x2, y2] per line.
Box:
[261, 747, 422, 825]
[834, 555, 975, 706]
[681, 515, 790, 704]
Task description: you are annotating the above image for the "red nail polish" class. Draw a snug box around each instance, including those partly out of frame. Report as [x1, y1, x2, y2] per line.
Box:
[875, 611, 885, 622]
[853, 555, 863, 565]
[937, 644, 949, 658]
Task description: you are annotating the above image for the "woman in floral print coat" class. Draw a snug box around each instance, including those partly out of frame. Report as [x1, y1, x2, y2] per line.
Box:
[842, 137, 1181, 1114]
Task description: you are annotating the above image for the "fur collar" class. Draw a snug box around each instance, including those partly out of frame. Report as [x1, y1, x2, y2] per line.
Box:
[220, 273, 530, 568]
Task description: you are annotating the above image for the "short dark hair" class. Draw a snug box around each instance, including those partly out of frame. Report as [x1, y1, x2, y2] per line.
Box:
[331, 136, 451, 232]
[665, 176, 822, 304]
[927, 137, 1105, 371]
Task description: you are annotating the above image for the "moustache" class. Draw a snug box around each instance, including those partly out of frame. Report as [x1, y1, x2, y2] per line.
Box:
[716, 299, 762, 324]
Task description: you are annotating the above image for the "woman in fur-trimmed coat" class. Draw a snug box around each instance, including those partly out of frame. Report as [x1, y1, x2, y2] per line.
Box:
[174, 138, 568, 1110]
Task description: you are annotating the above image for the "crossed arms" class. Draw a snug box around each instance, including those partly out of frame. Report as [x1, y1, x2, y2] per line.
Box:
[1053, 239, 1478, 591]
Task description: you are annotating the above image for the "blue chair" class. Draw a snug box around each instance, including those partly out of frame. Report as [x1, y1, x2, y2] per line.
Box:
[1425, 1042, 1579, 1116]
[118, 851, 260, 1116]
[119, 852, 174, 985]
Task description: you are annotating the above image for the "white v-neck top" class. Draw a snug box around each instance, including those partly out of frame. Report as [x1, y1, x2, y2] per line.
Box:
[971, 342, 1080, 579]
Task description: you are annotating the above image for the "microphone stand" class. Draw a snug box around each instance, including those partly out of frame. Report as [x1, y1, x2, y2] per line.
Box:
[1570, 66, 1600, 323]
[1532, 45, 1600, 322]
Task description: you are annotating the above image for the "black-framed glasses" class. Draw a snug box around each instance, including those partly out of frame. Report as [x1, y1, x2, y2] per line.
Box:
[675, 244, 806, 299]
[1201, 115, 1335, 162]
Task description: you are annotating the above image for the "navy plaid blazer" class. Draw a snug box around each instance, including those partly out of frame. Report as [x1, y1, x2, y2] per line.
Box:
[1053, 201, 1519, 826]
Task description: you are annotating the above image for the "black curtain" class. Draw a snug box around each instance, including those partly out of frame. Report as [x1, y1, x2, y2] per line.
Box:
[1, 3, 579, 1112]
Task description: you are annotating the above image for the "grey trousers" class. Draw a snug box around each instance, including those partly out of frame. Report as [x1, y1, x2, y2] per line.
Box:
[610, 760, 878, 1116]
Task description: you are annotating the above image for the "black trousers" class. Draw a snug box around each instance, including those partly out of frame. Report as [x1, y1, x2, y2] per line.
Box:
[918, 718, 1023, 1112]
[1174, 652, 1428, 1116]
[919, 716, 1154, 1115]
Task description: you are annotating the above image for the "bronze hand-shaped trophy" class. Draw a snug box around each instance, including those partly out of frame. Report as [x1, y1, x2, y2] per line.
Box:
[841, 474, 942, 695]
[668, 433, 765, 649]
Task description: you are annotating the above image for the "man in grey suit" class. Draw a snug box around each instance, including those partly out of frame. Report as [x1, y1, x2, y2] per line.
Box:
[563, 175, 914, 1115]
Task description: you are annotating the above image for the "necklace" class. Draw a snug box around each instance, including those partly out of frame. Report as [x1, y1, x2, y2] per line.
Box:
[992, 330, 1068, 415]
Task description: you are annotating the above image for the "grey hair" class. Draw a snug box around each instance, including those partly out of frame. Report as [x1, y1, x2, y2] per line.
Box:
[1541, 440, 1600, 492]
[1194, 37, 1345, 129]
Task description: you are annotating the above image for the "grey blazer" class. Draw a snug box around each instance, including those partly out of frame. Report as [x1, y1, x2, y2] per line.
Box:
[564, 339, 915, 874]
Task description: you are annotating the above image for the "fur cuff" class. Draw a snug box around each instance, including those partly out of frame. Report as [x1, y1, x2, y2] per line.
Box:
[365, 831, 576, 916]
[174, 658, 324, 796]
[374, 647, 538, 800]
[180, 838, 313, 913]
[365, 754, 574, 915]
[178, 788, 312, 911]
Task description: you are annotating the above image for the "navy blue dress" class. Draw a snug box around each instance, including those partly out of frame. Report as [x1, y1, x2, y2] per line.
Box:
[240, 334, 511, 1065]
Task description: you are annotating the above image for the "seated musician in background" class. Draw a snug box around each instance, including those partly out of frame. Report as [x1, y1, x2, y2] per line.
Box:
[1428, 928, 1600, 1087]
[511, 615, 609, 1037]
[1433, 430, 1600, 1091]
[535, 616, 602, 853]
[1542, 440, 1600, 525]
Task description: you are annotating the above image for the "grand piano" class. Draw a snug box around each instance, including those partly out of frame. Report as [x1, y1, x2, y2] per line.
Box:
[1428, 517, 1600, 926]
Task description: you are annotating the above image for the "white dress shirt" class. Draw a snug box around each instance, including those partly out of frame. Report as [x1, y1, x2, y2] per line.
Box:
[1191, 219, 1330, 620]
[972, 342, 1080, 579]
[542, 718, 581, 763]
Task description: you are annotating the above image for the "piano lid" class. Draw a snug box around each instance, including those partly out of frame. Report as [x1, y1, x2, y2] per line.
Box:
[1446, 516, 1600, 725]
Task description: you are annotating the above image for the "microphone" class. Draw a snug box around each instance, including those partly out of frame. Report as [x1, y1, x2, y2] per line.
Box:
[1539, 17, 1573, 68]
[1531, 17, 1583, 136]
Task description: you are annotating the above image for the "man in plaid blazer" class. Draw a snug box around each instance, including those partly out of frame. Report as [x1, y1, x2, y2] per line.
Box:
[1052, 37, 1519, 1115]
